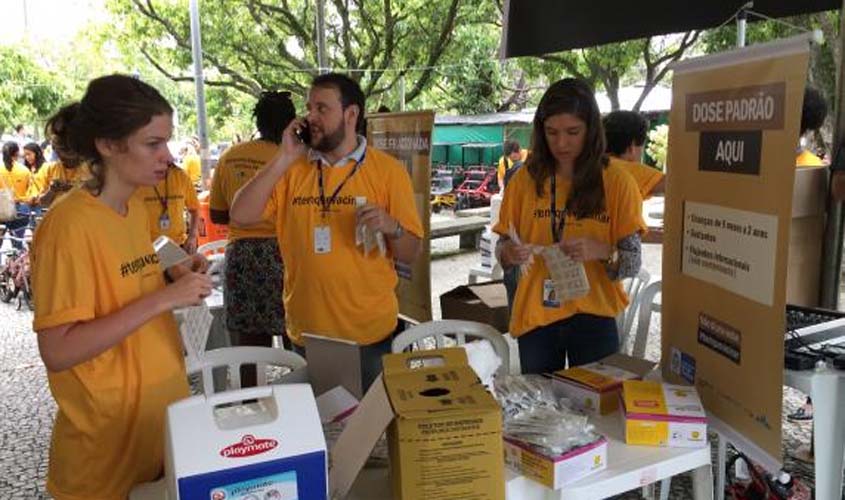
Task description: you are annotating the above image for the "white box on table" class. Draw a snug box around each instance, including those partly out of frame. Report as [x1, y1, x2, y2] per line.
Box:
[165, 384, 327, 499]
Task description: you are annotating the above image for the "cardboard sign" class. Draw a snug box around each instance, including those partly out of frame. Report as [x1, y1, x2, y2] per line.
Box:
[662, 36, 809, 462]
[367, 111, 434, 323]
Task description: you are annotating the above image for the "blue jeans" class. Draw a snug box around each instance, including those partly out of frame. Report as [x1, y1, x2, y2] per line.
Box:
[5, 203, 38, 249]
[517, 314, 619, 374]
[503, 266, 520, 317]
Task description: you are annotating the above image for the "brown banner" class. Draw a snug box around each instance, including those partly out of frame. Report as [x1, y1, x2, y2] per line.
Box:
[663, 40, 809, 462]
[367, 111, 434, 323]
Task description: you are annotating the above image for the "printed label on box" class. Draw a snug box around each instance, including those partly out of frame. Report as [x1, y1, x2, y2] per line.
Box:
[210, 471, 298, 500]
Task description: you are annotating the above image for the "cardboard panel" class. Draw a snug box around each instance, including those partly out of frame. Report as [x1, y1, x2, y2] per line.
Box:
[367, 112, 435, 323]
[662, 38, 810, 462]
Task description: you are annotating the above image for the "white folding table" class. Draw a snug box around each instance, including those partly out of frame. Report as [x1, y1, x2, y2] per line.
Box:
[349, 412, 714, 499]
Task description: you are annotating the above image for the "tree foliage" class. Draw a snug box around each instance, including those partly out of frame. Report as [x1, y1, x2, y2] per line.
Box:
[0, 45, 68, 134]
[107, 0, 491, 106]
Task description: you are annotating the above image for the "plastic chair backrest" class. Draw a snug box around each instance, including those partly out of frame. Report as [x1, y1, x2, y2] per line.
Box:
[616, 268, 651, 350]
[627, 280, 661, 359]
[186, 346, 308, 395]
[197, 239, 228, 257]
[391, 319, 510, 376]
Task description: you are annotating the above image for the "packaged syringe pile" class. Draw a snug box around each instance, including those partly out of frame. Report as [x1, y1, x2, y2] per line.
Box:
[496, 375, 608, 489]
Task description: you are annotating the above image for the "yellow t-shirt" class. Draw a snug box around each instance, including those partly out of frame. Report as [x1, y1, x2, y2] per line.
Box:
[614, 158, 664, 199]
[497, 149, 530, 183]
[31, 189, 189, 500]
[181, 154, 202, 184]
[135, 167, 200, 244]
[32, 161, 93, 194]
[493, 158, 646, 337]
[263, 147, 424, 346]
[796, 150, 824, 168]
[210, 139, 277, 240]
[1, 162, 35, 201]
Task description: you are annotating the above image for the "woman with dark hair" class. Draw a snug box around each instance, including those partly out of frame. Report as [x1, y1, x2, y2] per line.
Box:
[493, 78, 646, 374]
[22, 142, 46, 173]
[1, 141, 36, 248]
[31, 74, 212, 500]
[209, 90, 296, 383]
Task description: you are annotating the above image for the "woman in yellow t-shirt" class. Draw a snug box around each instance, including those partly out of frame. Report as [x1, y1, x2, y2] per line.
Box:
[209, 91, 296, 377]
[494, 78, 646, 374]
[1, 141, 37, 248]
[32, 74, 213, 500]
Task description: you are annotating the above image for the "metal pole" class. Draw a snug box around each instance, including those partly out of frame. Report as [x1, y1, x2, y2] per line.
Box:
[189, 0, 210, 186]
[316, 0, 327, 73]
[22, 0, 29, 37]
[399, 75, 406, 111]
[819, 1, 845, 308]
[736, 6, 748, 48]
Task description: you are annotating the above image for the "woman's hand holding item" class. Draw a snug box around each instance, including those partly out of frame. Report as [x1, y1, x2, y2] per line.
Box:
[560, 237, 611, 262]
[501, 239, 532, 267]
[161, 272, 213, 309]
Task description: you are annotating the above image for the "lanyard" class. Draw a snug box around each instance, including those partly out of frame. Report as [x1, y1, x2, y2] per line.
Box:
[317, 151, 365, 217]
[550, 175, 566, 241]
[153, 170, 169, 216]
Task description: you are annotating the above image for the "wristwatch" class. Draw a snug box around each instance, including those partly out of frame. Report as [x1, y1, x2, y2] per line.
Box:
[604, 249, 619, 267]
[389, 222, 404, 240]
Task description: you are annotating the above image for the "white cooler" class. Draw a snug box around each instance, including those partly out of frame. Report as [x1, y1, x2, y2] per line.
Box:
[165, 385, 327, 500]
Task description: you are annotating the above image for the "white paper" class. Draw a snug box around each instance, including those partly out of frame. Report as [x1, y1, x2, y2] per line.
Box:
[540, 246, 590, 301]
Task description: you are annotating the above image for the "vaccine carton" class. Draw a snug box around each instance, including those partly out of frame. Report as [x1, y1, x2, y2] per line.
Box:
[165, 385, 328, 499]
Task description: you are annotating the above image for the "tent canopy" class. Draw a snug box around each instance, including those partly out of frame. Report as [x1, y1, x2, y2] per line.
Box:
[503, 0, 840, 57]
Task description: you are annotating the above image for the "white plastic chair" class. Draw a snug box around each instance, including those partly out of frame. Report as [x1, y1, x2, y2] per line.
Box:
[616, 268, 651, 351]
[197, 239, 228, 277]
[197, 239, 228, 256]
[187, 346, 308, 395]
[391, 319, 510, 376]
[627, 280, 661, 360]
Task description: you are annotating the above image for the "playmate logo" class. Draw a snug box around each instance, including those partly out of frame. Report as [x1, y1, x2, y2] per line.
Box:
[220, 434, 279, 458]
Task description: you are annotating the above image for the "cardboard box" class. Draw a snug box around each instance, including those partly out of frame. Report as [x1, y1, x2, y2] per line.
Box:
[503, 436, 608, 490]
[165, 385, 327, 500]
[303, 333, 365, 399]
[621, 380, 708, 448]
[329, 348, 505, 500]
[550, 354, 657, 415]
[787, 166, 827, 307]
[440, 281, 510, 334]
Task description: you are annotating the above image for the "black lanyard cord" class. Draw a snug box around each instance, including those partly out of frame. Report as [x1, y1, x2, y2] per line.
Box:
[550, 175, 566, 241]
[317, 151, 366, 215]
[153, 170, 169, 216]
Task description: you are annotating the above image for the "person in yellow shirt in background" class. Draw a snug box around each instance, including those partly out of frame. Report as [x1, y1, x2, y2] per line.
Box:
[210, 90, 296, 385]
[231, 73, 423, 392]
[31, 148, 93, 207]
[494, 78, 645, 374]
[1, 141, 37, 249]
[135, 163, 200, 252]
[796, 86, 827, 168]
[180, 138, 202, 185]
[603, 110, 665, 198]
[497, 140, 528, 189]
[22, 142, 47, 174]
[31, 74, 212, 500]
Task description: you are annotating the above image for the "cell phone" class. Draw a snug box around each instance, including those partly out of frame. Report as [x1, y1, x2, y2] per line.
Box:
[295, 121, 311, 145]
[50, 180, 72, 192]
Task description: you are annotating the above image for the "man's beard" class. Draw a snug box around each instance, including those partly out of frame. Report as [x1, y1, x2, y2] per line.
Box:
[312, 122, 346, 152]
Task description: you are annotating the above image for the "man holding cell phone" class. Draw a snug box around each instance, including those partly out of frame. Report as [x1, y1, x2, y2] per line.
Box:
[231, 73, 422, 391]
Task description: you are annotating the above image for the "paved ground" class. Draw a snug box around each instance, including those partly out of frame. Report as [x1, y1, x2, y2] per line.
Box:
[0, 234, 836, 498]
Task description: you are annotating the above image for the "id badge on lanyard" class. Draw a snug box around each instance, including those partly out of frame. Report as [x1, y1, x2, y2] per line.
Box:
[159, 214, 171, 231]
[314, 224, 332, 254]
[313, 153, 365, 255]
[544, 175, 564, 309]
